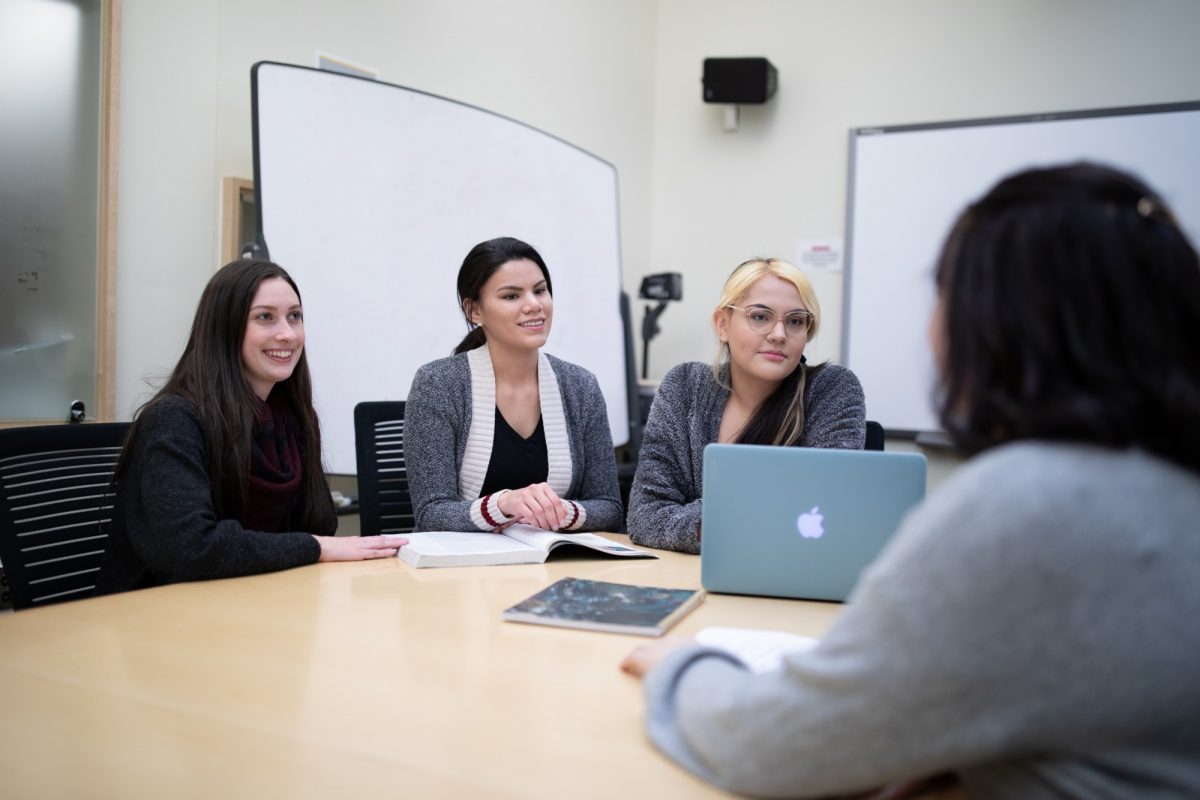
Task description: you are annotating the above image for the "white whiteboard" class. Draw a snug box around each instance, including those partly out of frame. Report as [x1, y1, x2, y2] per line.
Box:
[844, 102, 1200, 434]
[252, 62, 630, 474]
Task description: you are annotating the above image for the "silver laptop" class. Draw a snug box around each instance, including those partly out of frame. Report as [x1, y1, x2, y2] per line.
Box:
[700, 444, 927, 602]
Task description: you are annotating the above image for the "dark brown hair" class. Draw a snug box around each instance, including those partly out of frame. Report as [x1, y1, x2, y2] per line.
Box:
[934, 162, 1200, 472]
[117, 260, 332, 528]
[453, 237, 553, 354]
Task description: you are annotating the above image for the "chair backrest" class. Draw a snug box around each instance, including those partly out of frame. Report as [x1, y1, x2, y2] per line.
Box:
[353, 401, 414, 536]
[0, 422, 129, 610]
[865, 420, 885, 452]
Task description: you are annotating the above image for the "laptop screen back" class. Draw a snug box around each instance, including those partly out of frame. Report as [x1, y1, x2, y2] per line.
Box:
[700, 444, 926, 601]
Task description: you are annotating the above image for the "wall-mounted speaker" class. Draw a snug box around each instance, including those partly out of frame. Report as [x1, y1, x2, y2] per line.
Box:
[702, 58, 778, 104]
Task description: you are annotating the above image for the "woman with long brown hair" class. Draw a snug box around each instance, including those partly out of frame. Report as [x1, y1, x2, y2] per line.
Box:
[97, 260, 403, 594]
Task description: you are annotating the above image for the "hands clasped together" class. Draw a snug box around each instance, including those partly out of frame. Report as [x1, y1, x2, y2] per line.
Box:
[496, 482, 574, 531]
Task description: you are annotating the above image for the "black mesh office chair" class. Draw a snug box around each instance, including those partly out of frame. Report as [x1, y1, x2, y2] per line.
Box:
[865, 420, 885, 451]
[353, 402, 415, 536]
[0, 422, 129, 610]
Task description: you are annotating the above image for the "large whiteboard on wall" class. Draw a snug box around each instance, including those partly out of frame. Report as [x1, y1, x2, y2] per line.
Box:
[844, 102, 1200, 434]
[252, 62, 629, 474]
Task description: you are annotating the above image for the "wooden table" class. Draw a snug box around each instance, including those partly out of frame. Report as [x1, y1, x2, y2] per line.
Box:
[0, 535, 842, 798]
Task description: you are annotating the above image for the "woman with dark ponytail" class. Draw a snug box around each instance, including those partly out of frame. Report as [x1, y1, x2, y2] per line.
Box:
[96, 260, 404, 595]
[627, 258, 866, 554]
[404, 237, 623, 532]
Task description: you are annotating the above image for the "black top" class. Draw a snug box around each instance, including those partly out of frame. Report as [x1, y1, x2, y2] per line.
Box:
[95, 395, 329, 595]
[479, 406, 549, 497]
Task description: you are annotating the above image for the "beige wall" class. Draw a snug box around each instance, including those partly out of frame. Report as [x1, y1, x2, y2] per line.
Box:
[641, 0, 1200, 482]
[643, 0, 1200, 380]
[115, 0, 657, 418]
[114, 0, 1200, 487]
[115, 0, 219, 415]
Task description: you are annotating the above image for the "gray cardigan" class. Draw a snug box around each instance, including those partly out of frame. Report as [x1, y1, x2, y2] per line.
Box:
[642, 443, 1200, 798]
[95, 395, 326, 595]
[405, 346, 623, 532]
[628, 361, 866, 553]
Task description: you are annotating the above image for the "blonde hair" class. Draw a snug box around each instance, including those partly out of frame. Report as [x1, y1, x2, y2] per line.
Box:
[713, 258, 821, 446]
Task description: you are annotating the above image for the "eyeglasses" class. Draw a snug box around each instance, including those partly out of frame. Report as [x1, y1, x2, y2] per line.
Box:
[726, 305, 813, 337]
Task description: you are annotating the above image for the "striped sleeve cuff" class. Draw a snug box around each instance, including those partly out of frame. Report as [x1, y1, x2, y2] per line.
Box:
[561, 500, 587, 531]
[470, 491, 513, 531]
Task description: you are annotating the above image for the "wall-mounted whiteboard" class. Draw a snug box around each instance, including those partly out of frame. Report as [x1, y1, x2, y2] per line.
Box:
[844, 101, 1200, 434]
[252, 62, 629, 474]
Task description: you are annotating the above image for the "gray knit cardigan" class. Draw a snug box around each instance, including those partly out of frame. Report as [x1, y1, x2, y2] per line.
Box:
[627, 361, 865, 553]
[404, 345, 623, 532]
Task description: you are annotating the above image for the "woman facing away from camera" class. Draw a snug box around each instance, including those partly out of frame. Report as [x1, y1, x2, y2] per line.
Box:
[404, 237, 623, 533]
[620, 163, 1200, 798]
[96, 260, 404, 595]
[627, 257, 866, 553]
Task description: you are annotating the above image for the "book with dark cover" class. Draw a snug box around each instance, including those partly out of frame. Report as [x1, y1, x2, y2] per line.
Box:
[502, 578, 704, 637]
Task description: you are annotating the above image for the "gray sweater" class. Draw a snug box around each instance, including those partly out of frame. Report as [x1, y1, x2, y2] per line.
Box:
[95, 395, 325, 594]
[628, 361, 866, 553]
[643, 442, 1200, 799]
[405, 347, 623, 532]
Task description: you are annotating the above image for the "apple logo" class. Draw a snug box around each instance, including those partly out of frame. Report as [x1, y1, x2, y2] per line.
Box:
[796, 506, 824, 539]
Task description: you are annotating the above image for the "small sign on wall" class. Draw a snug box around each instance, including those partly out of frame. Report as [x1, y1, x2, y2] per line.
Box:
[795, 239, 843, 272]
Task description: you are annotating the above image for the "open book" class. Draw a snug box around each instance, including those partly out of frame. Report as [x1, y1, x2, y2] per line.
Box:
[503, 578, 704, 636]
[393, 525, 656, 568]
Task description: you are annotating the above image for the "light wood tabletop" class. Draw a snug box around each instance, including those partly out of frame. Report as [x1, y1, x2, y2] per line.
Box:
[0, 534, 842, 799]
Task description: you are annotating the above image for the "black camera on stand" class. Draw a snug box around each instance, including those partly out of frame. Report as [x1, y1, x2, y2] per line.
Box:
[638, 273, 682, 380]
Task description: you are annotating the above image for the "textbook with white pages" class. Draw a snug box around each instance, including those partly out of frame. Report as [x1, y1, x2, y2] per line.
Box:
[392, 525, 657, 568]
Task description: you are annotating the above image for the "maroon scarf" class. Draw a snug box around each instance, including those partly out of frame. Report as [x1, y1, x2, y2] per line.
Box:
[243, 392, 303, 532]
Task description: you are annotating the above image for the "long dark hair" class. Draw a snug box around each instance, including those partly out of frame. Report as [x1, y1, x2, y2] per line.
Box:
[117, 260, 331, 528]
[453, 237, 553, 354]
[934, 162, 1200, 473]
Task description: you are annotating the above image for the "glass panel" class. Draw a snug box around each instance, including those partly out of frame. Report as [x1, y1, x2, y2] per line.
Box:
[0, 0, 102, 420]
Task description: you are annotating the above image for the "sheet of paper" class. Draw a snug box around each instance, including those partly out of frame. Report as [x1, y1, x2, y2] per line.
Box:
[795, 238, 843, 272]
[695, 626, 819, 673]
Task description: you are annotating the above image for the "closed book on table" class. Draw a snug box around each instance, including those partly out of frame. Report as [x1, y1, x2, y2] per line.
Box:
[502, 577, 704, 637]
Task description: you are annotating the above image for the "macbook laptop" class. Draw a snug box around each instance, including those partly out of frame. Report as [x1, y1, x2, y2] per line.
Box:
[700, 444, 927, 602]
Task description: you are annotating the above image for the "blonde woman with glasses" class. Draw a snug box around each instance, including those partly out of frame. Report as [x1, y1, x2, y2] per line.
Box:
[627, 258, 865, 553]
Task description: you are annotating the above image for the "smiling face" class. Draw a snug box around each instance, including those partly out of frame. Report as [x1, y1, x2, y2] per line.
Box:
[714, 274, 809, 392]
[241, 276, 305, 400]
[465, 258, 553, 354]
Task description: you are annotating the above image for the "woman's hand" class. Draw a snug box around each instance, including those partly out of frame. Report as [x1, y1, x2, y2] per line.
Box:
[497, 483, 568, 530]
[315, 534, 407, 562]
[620, 636, 694, 679]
